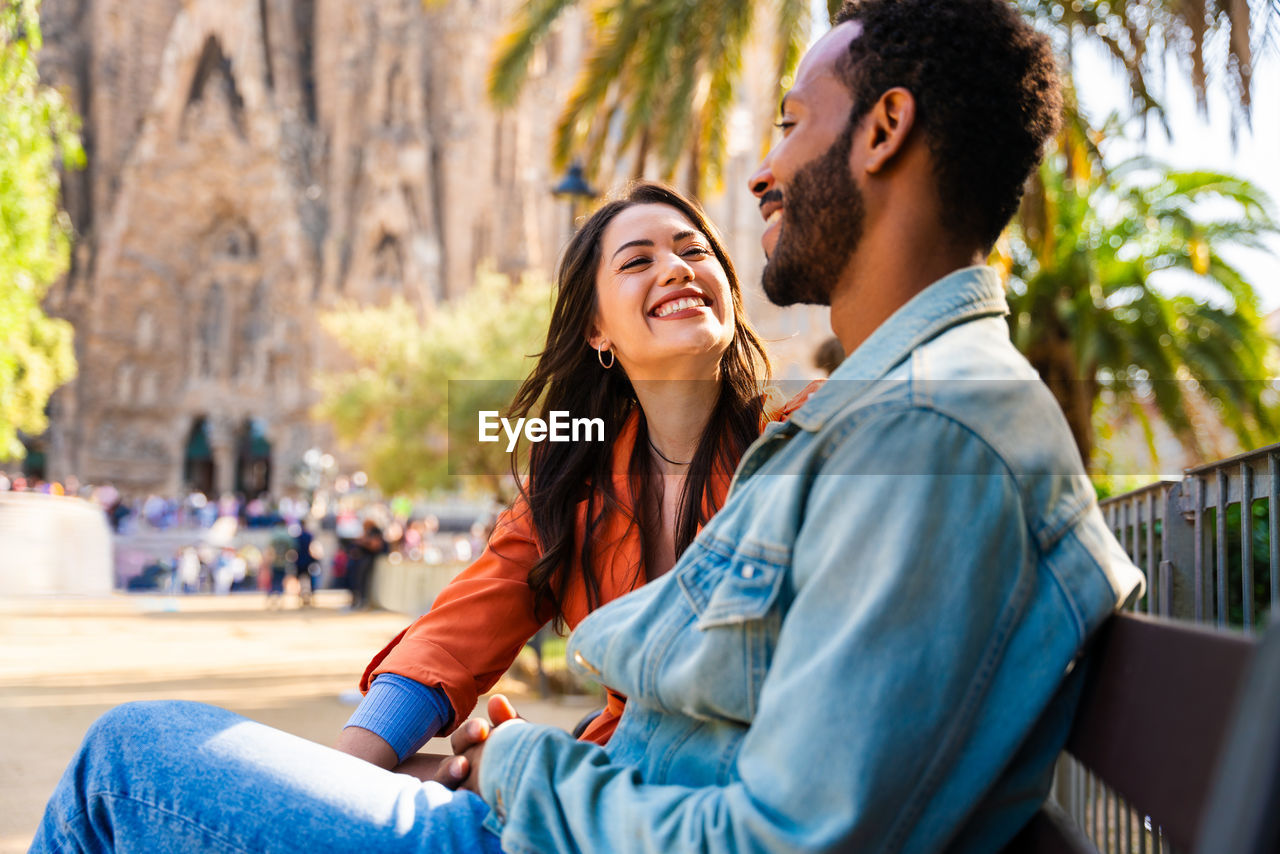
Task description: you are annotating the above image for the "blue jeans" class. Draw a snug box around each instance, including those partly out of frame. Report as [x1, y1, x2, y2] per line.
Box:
[31, 701, 503, 853]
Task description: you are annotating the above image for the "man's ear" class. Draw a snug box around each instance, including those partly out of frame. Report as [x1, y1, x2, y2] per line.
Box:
[857, 87, 916, 175]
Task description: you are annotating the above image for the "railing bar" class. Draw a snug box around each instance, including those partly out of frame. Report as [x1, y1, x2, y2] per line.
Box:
[1270, 453, 1278, 612]
[1124, 796, 1133, 854]
[1216, 469, 1228, 628]
[1095, 773, 1105, 845]
[1114, 784, 1121, 853]
[1146, 491, 1157, 616]
[1241, 463, 1254, 631]
[1129, 498, 1138, 562]
[1118, 500, 1127, 564]
[1108, 785, 1117, 853]
[1099, 776, 1107, 850]
[1183, 440, 1280, 476]
[1194, 476, 1205, 623]
[1082, 769, 1089, 840]
[1136, 494, 1146, 568]
[1119, 502, 1130, 615]
[1068, 758, 1076, 824]
[1076, 759, 1085, 827]
[1086, 771, 1095, 844]
[1101, 784, 1108, 853]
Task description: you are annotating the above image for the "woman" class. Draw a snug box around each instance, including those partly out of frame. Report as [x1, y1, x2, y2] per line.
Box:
[338, 181, 812, 772]
[32, 183, 814, 853]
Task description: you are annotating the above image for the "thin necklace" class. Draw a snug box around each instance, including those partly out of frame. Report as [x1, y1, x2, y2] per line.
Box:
[647, 434, 691, 467]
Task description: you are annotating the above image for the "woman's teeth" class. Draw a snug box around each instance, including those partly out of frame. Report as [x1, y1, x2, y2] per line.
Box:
[653, 297, 705, 318]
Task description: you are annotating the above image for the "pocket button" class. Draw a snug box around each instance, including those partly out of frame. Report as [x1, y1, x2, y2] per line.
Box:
[741, 564, 756, 579]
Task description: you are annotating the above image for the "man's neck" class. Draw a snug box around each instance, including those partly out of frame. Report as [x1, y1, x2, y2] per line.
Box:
[829, 222, 986, 355]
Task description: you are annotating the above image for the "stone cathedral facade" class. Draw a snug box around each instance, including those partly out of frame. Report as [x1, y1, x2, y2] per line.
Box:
[33, 0, 828, 498]
[33, 0, 598, 497]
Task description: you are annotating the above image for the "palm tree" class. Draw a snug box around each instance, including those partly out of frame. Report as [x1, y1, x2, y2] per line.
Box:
[488, 0, 818, 197]
[1016, 0, 1277, 133]
[489, 1, 1275, 197]
[999, 108, 1279, 467]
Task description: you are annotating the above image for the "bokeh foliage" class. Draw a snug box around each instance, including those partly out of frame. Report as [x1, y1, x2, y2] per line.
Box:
[0, 0, 83, 461]
[316, 270, 553, 497]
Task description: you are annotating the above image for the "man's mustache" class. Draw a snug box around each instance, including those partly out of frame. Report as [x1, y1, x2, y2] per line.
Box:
[758, 189, 782, 209]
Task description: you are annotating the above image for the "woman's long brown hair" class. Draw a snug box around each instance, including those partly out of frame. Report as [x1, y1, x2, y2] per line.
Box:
[506, 182, 771, 629]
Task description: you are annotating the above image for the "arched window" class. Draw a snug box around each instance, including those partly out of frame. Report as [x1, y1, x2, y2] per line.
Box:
[183, 417, 216, 496]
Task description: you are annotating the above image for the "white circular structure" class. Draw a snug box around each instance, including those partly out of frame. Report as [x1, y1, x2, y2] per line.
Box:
[0, 492, 113, 596]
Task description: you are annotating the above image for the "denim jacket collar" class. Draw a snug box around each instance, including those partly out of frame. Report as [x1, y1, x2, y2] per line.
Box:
[789, 265, 1009, 433]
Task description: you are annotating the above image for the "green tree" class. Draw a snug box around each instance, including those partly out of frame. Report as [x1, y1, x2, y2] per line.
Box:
[315, 270, 553, 498]
[1000, 114, 1279, 467]
[0, 0, 82, 461]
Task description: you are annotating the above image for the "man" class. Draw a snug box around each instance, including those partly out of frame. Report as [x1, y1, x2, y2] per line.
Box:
[458, 2, 1141, 851]
[34, 2, 1141, 851]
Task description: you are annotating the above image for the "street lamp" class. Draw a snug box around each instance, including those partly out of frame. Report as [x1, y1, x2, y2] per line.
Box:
[552, 160, 597, 237]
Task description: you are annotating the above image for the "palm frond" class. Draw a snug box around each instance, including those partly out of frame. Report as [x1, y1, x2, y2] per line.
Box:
[488, 0, 583, 106]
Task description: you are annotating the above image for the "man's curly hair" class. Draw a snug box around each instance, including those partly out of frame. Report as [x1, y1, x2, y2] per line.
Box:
[834, 0, 1062, 250]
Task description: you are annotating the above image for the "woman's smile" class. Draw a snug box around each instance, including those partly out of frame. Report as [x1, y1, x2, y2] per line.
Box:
[649, 288, 713, 319]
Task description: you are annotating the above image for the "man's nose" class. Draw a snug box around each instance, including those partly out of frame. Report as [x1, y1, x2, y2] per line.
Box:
[748, 162, 773, 199]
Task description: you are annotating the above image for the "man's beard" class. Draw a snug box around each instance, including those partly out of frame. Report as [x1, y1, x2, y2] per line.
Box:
[761, 123, 864, 307]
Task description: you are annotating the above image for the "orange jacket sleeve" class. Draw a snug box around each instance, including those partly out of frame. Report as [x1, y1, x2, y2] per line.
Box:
[360, 499, 551, 735]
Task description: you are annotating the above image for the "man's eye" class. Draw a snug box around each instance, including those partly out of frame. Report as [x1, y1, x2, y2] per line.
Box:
[774, 120, 795, 133]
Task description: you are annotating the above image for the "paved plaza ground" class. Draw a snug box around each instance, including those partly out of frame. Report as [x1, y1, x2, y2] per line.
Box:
[0, 591, 595, 853]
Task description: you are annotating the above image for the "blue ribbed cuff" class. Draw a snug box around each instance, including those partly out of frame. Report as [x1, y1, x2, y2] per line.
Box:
[344, 674, 452, 762]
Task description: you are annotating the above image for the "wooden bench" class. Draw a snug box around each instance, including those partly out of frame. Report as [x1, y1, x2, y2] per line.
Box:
[1007, 613, 1279, 853]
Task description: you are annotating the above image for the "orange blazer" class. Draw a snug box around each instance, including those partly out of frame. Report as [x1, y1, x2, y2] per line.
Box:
[361, 384, 822, 745]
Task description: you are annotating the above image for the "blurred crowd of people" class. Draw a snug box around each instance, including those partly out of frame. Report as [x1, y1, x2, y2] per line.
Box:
[1, 468, 498, 610]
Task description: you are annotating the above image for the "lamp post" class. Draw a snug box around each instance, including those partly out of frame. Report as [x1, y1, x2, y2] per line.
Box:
[552, 160, 597, 238]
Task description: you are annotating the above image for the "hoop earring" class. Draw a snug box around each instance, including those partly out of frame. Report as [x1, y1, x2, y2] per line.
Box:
[597, 346, 615, 369]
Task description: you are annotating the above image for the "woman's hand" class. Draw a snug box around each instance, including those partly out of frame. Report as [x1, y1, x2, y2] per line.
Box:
[391, 752, 471, 787]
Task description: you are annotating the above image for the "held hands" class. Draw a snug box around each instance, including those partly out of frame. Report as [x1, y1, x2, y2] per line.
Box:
[454, 694, 522, 795]
[391, 694, 523, 794]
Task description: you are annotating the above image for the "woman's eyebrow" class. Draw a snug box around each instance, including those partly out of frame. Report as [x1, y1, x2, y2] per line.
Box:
[610, 230, 699, 262]
[611, 239, 654, 261]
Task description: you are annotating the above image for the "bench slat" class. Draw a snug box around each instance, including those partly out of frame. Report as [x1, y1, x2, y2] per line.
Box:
[1065, 613, 1256, 850]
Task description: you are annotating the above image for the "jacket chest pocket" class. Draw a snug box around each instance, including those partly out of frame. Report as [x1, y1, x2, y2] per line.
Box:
[662, 550, 789, 723]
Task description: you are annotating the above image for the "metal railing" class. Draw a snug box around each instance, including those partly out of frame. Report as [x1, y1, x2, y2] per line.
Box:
[1050, 441, 1280, 853]
[1102, 442, 1279, 630]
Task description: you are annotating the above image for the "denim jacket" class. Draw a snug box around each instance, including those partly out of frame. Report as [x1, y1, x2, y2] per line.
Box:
[479, 266, 1145, 854]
